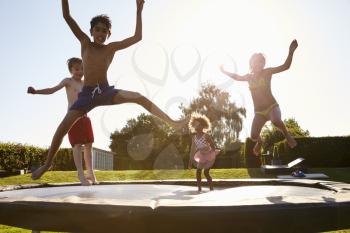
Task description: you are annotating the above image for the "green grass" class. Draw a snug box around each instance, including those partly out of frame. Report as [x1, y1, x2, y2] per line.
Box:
[0, 168, 271, 186]
[1, 167, 350, 186]
[1, 168, 349, 233]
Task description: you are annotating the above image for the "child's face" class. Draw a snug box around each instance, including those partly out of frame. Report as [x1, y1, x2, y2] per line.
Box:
[250, 55, 266, 73]
[91, 22, 110, 45]
[70, 63, 83, 80]
[193, 120, 204, 133]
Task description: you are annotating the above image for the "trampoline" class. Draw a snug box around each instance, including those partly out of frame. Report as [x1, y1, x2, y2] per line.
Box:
[1, 179, 350, 233]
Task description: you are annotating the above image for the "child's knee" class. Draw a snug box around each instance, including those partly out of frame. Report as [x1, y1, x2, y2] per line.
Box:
[250, 134, 260, 142]
[133, 92, 150, 105]
[57, 122, 72, 135]
[271, 119, 283, 127]
[132, 91, 144, 101]
[73, 144, 82, 150]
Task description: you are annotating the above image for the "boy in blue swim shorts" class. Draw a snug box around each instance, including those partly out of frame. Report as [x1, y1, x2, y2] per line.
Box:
[32, 0, 187, 180]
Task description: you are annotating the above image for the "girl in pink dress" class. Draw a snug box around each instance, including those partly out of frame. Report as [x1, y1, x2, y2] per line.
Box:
[188, 113, 220, 192]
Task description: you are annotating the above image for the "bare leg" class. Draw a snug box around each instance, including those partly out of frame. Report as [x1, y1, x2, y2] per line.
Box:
[72, 144, 91, 186]
[204, 169, 213, 191]
[84, 143, 98, 184]
[269, 107, 297, 148]
[31, 110, 84, 180]
[112, 90, 187, 129]
[196, 169, 202, 192]
[251, 114, 268, 156]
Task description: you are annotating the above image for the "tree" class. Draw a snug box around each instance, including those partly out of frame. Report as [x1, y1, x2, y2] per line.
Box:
[109, 114, 191, 169]
[110, 114, 173, 158]
[109, 83, 246, 169]
[180, 83, 246, 147]
[261, 118, 310, 153]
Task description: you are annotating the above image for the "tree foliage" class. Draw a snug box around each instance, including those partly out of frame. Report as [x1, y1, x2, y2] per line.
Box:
[261, 118, 310, 153]
[180, 84, 246, 146]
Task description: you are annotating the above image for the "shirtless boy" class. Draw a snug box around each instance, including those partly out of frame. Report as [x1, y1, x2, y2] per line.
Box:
[32, 0, 186, 179]
[28, 58, 97, 185]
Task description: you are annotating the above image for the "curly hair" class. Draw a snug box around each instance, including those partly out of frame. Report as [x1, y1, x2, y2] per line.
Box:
[188, 112, 212, 133]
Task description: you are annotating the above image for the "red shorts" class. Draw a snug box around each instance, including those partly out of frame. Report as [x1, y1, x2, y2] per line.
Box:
[68, 115, 94, 147]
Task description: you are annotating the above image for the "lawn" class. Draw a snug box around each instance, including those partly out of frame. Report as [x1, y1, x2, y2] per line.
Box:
[0, 168, 349, 233]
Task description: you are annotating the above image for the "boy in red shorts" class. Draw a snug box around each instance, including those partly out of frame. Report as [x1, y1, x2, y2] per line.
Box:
[28, 58, 97, 185]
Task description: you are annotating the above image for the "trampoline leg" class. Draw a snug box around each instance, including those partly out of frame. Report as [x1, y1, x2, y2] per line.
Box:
[32, 230, 40, 233]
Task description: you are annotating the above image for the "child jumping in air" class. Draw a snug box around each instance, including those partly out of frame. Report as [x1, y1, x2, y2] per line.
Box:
[31, 0, 187, 180]
[220, 40, 299, 156]
[28, 57, 97, 186]
[188, 113, 220, 192]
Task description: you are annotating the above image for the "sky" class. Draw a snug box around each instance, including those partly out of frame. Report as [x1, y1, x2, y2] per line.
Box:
[0, 0, 349, 151]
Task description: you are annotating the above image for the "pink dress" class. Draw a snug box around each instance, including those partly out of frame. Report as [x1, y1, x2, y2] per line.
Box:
[193, 134, 220, 169]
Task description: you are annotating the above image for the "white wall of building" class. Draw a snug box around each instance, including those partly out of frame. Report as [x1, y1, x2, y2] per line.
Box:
[92, 148, 115, 171]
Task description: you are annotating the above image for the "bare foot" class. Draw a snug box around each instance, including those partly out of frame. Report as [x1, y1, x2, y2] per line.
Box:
[253, 141, 262, 156]
[287, 136, 297, 148]
[197, 186, 202, 193]
[86, 174, 99, 185]
[78, 174, 92, 186]
[31, 164, 51, 180]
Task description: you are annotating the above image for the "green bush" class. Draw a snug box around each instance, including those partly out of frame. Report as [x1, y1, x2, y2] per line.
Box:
[0, 143, 46, 171]
[52, 148, 76, 171]
[275, 136, 350, 167]
[243, 138, 261, 168]
[0, 143, 77, 171]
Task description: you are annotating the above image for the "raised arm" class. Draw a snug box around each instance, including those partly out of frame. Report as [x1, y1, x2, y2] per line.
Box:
[62, 0, 89, 44]
[27, 79, 68, 95]
[107, 0, 144, 52]
[220, 65, 250, 82]
[266, 39, 298, 75]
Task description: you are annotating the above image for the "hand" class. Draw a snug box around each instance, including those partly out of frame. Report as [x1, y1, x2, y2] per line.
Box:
[289, 39, 298, 53]
[27, 87, 36, 94]
[137, 0, 145, 12]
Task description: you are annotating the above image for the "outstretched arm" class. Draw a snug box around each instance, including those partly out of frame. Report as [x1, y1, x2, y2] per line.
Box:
[220, 65, 250, 81]
[266, 39, 298, 75]
[27, 79, 68, 95]
[62, 0, 89, 44]
[108, 0, 144, 52]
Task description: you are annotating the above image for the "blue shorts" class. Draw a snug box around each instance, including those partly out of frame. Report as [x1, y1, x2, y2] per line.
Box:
[70, 84, 120, 113]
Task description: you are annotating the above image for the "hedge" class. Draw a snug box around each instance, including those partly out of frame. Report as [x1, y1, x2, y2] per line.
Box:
[0, 143, 46, 172]
[243, 138, 261, 168]
[114, 147, 244, 170]
[275, 136, 350, 167]
[0, 143, 77, 171]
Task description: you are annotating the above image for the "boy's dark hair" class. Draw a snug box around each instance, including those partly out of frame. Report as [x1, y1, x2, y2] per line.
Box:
[90, 15, 112, 30]
[67, 57, 82, 72]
